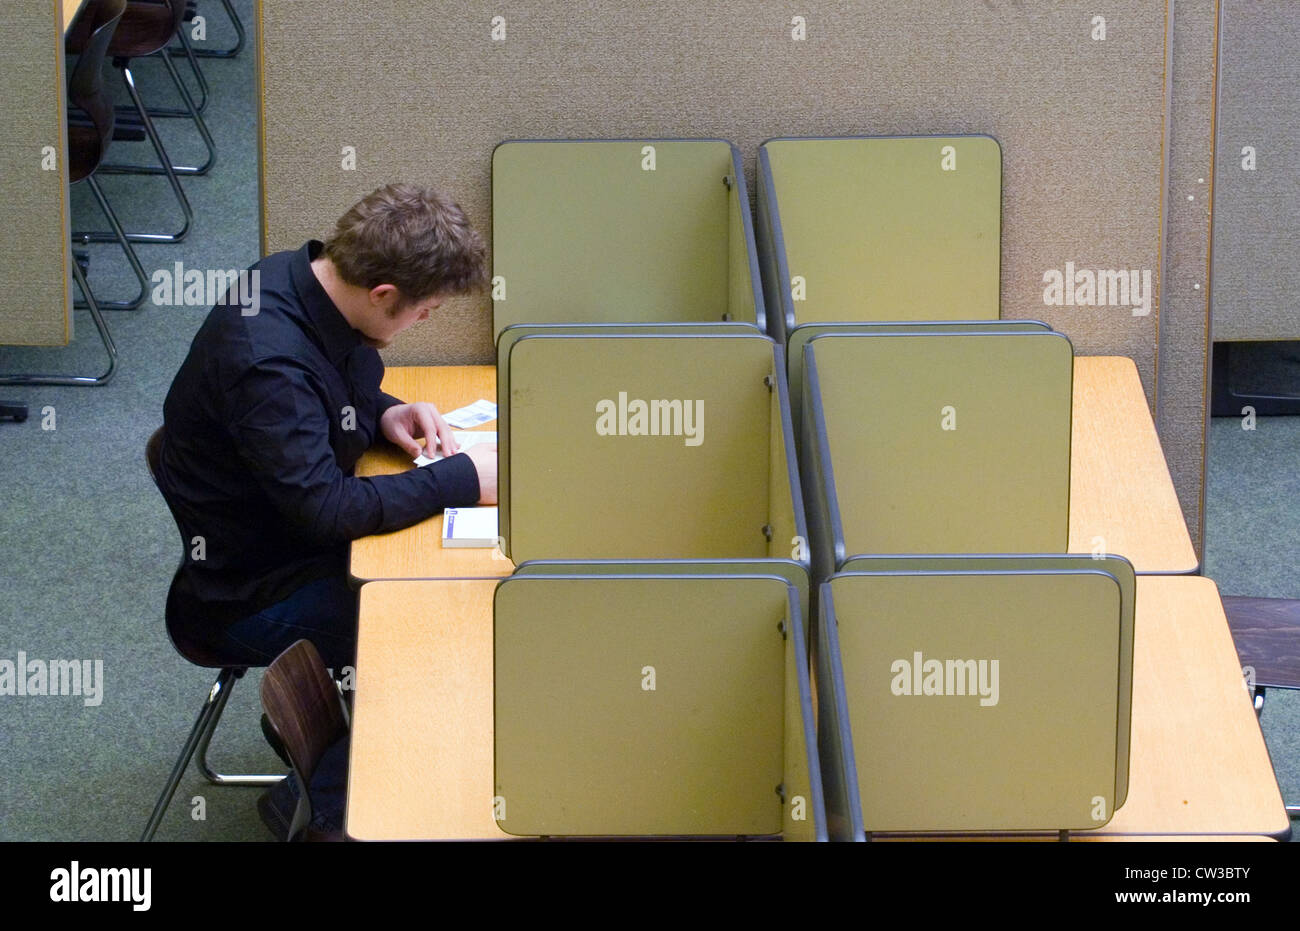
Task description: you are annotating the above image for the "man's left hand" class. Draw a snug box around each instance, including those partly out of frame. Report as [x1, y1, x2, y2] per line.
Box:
[380, 402, 458, 459]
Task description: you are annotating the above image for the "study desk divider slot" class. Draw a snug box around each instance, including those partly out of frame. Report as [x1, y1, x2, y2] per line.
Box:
[495, 321, 761, 548]
[492, 139, 765, 337]
[757, 135, 1003, 335]
[817, 567, 1130, 837]
[801, 329, 1074, 561]
[502, 332, 807, 569]
[492, 572, 825, 839]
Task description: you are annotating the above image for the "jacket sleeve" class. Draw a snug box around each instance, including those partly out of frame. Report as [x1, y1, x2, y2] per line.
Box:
[225, 357, 480, 543]
[377, 390, 406, 418]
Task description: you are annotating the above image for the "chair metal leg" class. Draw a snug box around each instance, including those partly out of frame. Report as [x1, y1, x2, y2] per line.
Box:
[147, 31, 210, 118]
[140, 667, 283, 841]
[99, 55, 214, 177]
[140, 668, 235, 841]
[78, 64, 193, 243]
[72, 177, 149, 311]
[0, 261, 117, 387]
[155, 47, 215, 174]
[194, 670, 282, 787]
[169, 0, 245, 59]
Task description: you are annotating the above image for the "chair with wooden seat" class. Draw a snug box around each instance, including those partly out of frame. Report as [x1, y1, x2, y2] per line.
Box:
[260, 639, 351, 842]
[0, 0, 122, 388]
[69, 0, 203, 247]
[1224, 595, 1300, 816]
[140, 427, 280, 842]
[66, 0, 149, 312]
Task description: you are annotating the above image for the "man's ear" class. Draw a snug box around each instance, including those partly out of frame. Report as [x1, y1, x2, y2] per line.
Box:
[368, 283, 400, 307]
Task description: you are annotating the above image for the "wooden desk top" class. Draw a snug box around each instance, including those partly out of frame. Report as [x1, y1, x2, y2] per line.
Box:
[62, 0, 88, 32]
[346, 575, 1289, 840]
[1068, 356, 1199, 574]
[347, 579, 509, 841]
[349, 366, 513, 584]
[1079, 575, 1288, 838]
[353, 358, 1199, 580]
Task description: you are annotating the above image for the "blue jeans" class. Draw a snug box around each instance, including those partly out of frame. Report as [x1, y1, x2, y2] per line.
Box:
[216, 574, 358, 670]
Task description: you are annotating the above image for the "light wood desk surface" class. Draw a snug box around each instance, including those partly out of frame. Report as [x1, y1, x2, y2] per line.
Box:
[62, 0, 88, 32]
[1068, 356, 1199, 574]
[351, 358, 1200, 581]
[350, 366, 512, 584]
[1078, 575, 1288, 838]
[346, 575, 1289, 841]
[347, 579, 508, 841]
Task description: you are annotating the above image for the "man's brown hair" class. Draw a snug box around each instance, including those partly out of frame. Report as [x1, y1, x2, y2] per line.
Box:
[323, 183, 487, 302]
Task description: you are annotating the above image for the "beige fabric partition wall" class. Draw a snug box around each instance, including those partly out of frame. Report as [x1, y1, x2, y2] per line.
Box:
[258, 0, 1219, 551]
[1211, 0, 1300, 343]
[0, 1, 72, 347]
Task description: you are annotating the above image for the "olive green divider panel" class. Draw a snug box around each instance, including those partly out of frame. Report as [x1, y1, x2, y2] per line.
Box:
[507, 333, 775, 562]
[842, 554, 1135, 808]
[0, 1, 70, 347]
[760, 136, 1002, 331]
[807, 330, 1073, 558]
[503, 565, 826, 839]
[828, 570, 1122, 834]
[493, 574, 789, 837]
[787, 320, 1052, 441]
[492, 140, 747, 338]
[513, 559, 809, 622]
[495, 322, 758, 547]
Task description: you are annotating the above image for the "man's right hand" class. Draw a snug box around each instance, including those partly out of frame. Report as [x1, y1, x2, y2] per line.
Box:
[462, 443, 498, 505]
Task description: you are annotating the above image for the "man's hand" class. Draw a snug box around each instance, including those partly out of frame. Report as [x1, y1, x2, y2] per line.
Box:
[380, 402, 457, 460]
[463, 443, 498, 505]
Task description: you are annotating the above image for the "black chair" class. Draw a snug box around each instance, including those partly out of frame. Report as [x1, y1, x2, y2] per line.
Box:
[141, 427, 280, 842]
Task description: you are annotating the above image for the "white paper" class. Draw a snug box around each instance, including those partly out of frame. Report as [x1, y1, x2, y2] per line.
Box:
[443, 399, 498, 429]
[413, 431, 496, 467]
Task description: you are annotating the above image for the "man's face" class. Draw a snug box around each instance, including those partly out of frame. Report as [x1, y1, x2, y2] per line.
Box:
[359, 289, 442, 349]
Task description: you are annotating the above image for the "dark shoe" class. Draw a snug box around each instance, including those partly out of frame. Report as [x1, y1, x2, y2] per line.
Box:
[256, 773, 298, 841]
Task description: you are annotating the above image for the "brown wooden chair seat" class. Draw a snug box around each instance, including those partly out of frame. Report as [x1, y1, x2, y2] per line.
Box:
[1223, 595, 1300, 817]
[1223, 596, 1300, 691]
[260, 640, 350, 842]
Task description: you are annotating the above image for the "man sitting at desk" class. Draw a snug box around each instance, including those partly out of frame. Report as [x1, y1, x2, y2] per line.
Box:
[156, 183, 496, 669]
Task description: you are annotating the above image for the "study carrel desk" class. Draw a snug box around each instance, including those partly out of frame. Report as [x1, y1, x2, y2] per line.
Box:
[349, 357, 1198, 581]
[345, 575, 1288, 840]
[345, 361, 1279, 839]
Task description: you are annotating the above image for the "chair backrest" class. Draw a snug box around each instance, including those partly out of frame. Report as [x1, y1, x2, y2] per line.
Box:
[260, 639, 349, 841]
[66, 0, 126, 168]
[106, 0, 187, 59]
